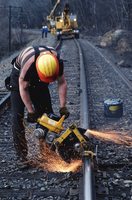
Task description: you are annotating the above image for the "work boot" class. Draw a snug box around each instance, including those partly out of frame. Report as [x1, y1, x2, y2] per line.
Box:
[16, 157, 30, 169]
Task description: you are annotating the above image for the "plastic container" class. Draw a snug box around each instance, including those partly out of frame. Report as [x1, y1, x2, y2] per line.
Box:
[104, 98, 123, 118]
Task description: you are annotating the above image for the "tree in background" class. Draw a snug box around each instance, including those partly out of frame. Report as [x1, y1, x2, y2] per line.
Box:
[0, 1, 10, 57]
[0, 0, 132, 58]
[70, 0, 132, 35]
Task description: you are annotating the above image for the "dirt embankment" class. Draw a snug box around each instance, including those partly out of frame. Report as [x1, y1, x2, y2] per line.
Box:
[91, 29, 132, 66]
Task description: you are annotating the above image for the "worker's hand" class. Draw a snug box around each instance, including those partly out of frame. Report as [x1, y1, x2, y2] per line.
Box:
[27, 111, 39, 123]
[59, 106, 70, 119]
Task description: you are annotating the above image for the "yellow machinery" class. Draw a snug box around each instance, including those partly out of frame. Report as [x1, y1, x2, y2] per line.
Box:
[55, 5, 79, 40]
[23, 113, 96, 163]
[46, 0, 60, 32]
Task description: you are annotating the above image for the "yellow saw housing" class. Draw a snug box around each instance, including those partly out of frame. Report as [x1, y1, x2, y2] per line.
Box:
[37, 113, 65, 134]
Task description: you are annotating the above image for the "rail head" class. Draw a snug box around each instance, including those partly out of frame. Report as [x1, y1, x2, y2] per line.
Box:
[74, 38, 93, 200]
[0, 92, 11, 115]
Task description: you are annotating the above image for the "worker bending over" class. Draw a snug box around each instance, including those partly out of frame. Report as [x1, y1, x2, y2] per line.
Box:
[6, 45, 70, 168]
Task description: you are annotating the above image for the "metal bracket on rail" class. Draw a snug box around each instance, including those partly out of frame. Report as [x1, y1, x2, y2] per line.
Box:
[50, 122, 99, 164]
[50, 123, 91, 151]
[82, 150, 94, 160]
[80, 144, 98, 164]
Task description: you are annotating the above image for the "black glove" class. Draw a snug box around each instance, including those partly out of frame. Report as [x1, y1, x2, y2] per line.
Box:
[59, 107, 70, 119]
[27, 111, 39, 123]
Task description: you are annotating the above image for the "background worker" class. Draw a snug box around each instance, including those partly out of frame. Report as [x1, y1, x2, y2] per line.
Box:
[44, 26, 48, 38]
[7, 45, 70, 168]
[41, 26, 45, 38]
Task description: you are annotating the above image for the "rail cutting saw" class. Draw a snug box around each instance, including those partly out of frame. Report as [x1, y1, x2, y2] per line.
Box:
[24, 113, 98, 163]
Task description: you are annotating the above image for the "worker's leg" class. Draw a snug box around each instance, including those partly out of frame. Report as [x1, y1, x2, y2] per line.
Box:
[10, 68, 28, 159]
[11, 90, 27, 159]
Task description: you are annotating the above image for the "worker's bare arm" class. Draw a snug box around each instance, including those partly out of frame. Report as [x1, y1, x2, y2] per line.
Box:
[19, 78, 34, 113]
[57, 70, 67, 108]
[19, 57, 35, 113]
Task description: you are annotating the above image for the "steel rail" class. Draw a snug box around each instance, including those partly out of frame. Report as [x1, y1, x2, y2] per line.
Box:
[0, 92, 10, 115]
[55, 38, 62, 50]
[75, 38, 93, 200]
[85, 40, 132, 92]
[76, 38, 132, 200]
[75, 41, 89, 130]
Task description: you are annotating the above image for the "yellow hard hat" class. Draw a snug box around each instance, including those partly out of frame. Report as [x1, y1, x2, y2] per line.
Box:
[36, 53, 59, 83]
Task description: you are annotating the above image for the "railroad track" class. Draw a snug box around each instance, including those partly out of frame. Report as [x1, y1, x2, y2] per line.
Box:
[0, 90, 10, 116]
[1, 35, 132, 200]
[0, 38, 83, 200]
[78, 38, 132, 199]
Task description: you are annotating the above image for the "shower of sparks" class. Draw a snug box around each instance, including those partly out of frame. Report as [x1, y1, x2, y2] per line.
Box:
[38, 142, 82, 172]
[26, 133, 82, 172]
[87, 129, 132, 146]
[25, 119, 132, 173]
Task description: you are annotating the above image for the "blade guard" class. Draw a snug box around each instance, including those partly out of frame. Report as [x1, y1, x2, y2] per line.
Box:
[37, 113, 65, 134]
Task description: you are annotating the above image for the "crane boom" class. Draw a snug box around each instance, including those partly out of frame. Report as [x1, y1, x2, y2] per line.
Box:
[47, 0, 60, 21]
